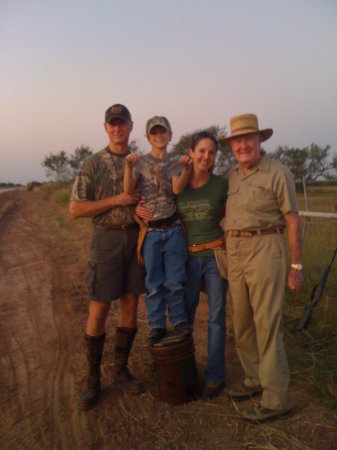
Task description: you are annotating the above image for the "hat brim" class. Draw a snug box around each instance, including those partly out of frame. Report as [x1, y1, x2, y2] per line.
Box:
[222, 128, 273, 143]
[147, 124, 171, 134]
[107, 115, 131, 124]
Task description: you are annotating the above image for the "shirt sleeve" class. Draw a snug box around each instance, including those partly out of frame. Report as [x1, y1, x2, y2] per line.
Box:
[70, 159, 95, 201]
[166, 156, 183, 178]
[276, 166, 298, 215]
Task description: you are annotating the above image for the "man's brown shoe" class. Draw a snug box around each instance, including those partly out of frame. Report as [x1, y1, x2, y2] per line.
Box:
[228, 384, 262, 401]
[240, 404, 292, 422]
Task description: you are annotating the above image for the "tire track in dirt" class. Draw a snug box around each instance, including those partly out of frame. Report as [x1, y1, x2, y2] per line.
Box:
[0, 202, 52, 448]
[0, 193, 90, 449]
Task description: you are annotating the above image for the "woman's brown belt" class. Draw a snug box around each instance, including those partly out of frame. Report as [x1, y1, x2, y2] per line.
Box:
[187, 236, 225, 252]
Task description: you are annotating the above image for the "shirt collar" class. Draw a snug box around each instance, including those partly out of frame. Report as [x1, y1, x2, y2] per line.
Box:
[235, 154, 271, 177]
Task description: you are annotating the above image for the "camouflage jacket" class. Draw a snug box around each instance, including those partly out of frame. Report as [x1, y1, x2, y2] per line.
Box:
[70, 146, 135, 226]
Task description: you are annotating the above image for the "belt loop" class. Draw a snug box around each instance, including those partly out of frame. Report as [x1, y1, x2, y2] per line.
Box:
[256, 229, 261, 236]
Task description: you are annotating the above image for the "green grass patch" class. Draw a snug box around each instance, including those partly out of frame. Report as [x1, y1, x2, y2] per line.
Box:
[52, 188, 71, 206]
[40, 181, 67, 200]
[286, 185, 337, 416]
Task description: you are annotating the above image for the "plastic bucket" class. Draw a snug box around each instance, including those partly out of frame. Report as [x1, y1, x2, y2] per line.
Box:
[148, 336, 200, 404]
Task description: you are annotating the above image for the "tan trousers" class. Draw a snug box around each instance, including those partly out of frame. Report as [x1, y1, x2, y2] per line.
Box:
[226, 234, 290, 410]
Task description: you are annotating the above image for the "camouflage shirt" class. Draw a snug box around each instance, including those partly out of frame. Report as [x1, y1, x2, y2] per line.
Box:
[70, 146, 135, 226]
[134, 153, 182, 220]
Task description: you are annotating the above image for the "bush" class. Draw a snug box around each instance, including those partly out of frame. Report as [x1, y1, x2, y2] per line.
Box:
[52, 188, 71, 206]
[40, 182, 71, 201]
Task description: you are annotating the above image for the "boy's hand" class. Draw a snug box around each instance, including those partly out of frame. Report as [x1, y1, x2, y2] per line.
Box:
[135, 199, 153, 220]
[179, 155, 193, 167]
[125, 153, 139, 167]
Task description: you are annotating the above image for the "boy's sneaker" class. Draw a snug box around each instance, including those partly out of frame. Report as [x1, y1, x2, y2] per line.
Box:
[147, 328, 167, 346]
[174, 322, 193, 336]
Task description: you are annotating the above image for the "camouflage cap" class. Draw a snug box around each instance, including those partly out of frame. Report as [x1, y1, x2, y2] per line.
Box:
[105, 104, 132, 124]
[146, 116, 172, 135]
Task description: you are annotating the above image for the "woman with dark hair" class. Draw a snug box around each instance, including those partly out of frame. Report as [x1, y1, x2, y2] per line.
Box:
[176, 131, 228, 399]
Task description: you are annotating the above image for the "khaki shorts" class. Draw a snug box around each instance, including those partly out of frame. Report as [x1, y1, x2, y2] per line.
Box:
[86, 228, 146, 302]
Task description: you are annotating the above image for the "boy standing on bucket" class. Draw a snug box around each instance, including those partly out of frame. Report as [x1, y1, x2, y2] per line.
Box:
[124, 116, 192, 346]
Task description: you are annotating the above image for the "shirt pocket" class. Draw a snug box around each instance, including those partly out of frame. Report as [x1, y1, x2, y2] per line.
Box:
[226, 186, 240, 210]
[227, 186, 240, 201]
[248, 182, 275, 211]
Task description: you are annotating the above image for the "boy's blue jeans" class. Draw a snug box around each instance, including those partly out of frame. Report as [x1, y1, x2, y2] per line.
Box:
[142, 225, 188, 330]
[186, 255, 228, 384]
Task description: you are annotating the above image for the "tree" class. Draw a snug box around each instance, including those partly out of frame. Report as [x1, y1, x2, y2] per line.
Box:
[328, 154, 337, 181]
[332, 155, 337, 172]
[68, 146, 94, 177]
[42, 145, 93, 181]
[270, 144, 333, 183]
[270, 146, 308, 180]
[306, 143, 332, 182]
[216, 139, 237, 175]
[129, 140, 139, 153]
[170, 125, 236, 175]
[42, 150, 72, 182]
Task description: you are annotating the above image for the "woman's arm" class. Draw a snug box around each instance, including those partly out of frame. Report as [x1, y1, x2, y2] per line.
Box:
[172, 155, 193, 195]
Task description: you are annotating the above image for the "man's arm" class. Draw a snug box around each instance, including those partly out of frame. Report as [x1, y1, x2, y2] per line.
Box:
[124, 154, 139, 194]
[284, 211, 304, 292]
[69, 192, 140, 219]
[172, 155, 192, 195]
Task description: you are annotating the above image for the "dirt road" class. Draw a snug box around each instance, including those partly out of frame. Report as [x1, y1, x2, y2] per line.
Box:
[0, 190, 336, 449]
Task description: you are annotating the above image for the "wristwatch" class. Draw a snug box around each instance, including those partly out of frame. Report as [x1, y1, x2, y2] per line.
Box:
[291, 263, 303, 271]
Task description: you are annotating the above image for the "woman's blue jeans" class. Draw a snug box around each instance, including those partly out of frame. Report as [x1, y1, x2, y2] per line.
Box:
[186, 255, 228, 383]
[142, 225, 188, 329]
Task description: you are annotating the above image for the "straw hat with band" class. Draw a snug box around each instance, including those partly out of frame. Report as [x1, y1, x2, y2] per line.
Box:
[224, 113, 273, 143]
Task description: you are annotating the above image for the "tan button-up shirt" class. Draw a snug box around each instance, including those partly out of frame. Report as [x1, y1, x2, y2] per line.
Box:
[224, 154, 298, 231]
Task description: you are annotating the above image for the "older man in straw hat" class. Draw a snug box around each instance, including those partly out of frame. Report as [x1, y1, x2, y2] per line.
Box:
[220, 113, 303, 422]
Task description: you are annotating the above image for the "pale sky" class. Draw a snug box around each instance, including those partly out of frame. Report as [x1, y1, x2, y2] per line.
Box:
[1, 0, 336, 184]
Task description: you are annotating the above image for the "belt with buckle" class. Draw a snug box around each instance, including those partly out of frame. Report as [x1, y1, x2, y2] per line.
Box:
[188, 236, 226, 252]
[148, 212, 179, 229]
[95, 223, 139, 231]
[225, 228, 284, 238]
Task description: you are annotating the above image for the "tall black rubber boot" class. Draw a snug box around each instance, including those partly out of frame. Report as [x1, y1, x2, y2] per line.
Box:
[112, 327, 145, 394]
[79, 333, 105, 410]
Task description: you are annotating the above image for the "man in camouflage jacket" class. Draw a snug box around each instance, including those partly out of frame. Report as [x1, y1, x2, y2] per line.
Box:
[70, 104, 145, 410]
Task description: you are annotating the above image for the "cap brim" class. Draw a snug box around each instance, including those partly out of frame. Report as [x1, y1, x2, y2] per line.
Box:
[107, 115, 131, 124]
[147, 124, 171, 134]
